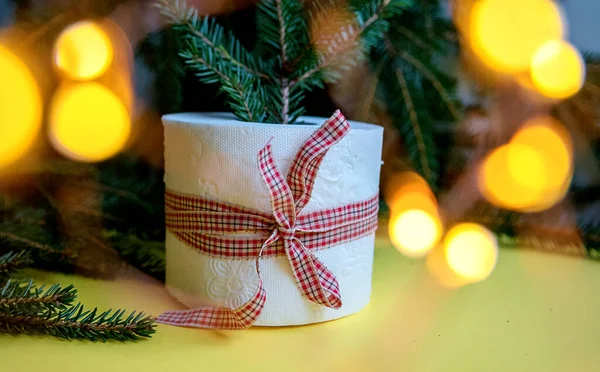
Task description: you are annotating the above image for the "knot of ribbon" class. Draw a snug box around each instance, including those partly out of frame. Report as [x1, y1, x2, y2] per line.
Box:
[157, 110, 379, 329]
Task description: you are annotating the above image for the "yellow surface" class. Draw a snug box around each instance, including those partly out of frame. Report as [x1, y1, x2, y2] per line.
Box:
[2, 239, 600, 372]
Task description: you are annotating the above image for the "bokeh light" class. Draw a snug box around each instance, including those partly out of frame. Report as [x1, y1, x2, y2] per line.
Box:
[53, 21, 114, 80]
[389, 209, 442, 258]
[469, 0, 564, 73]
[479, 145, 542, 210]
[386, 171, 443, 258]
[479, 116, 573, 212]
[444, 223, 498, 283]
[531, 40, 585, 99]
[0, 44, 42, 169]
[511, 117, 573, 190]
[384, 171, 436, 211]
[49, 82, 130, 162]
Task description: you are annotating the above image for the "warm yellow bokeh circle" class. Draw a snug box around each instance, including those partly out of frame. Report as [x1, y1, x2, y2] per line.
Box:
[389, 209, 442, 258]
[49, 82, 130, 162]
[0, 44, 43, 169]
[54, 21, 113, 80]
[470, 0, 564, 73]
[531, 40, 585, 99]
[444, 223, 498, 283]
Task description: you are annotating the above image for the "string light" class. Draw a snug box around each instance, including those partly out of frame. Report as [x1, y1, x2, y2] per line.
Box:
[469, 0, 564, 73]
[444, 223, 498, 283]
[53, 21, 113, 80]
[531, 40, 585, 99]
[48, 82, 130, 162]
[0, 44, 42, 169]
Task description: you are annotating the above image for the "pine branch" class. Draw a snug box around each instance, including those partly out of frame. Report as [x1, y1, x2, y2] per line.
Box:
[0, 279, 76, 314]
[0, 304, 156, 341]
[0, 251, 33, 278]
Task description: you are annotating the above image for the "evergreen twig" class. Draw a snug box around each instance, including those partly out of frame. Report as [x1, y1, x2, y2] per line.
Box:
[155, 0, 409, 123]
[0, 305, 156, 341]
[0, 279, 76, 314]
[0, 279, 156, 341]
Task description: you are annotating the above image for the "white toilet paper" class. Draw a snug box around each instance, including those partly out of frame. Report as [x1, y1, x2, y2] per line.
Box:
[163, 112, 383, 326]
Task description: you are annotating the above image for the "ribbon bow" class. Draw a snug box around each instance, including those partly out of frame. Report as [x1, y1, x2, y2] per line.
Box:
[157, 111, 379, 329]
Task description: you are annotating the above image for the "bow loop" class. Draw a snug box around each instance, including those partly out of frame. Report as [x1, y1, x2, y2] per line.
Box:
[286, 110, 350, 214]
[258, 142, 297, 230]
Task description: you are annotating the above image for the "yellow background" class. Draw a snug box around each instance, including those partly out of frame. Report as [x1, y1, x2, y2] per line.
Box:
[1, 239, 599, 372]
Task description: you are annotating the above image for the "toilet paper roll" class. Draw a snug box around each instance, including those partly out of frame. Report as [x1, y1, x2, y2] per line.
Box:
[163, 112, 383, 326]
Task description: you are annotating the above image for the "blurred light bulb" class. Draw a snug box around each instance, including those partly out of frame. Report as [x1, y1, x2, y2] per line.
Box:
[470, 0, 564, 73]
[0, 44, 42, 169]
[389, 209, 442, 258]
[49, 82, 130, 162]
[531, 40, 585, 99]
[444, 223, 498, 283]
[54, 21, 113, 80]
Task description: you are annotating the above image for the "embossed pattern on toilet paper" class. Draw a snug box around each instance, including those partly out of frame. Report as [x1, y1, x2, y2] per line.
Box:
[163, 113, 383, 326]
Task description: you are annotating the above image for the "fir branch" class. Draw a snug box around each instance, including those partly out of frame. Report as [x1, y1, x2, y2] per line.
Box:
[256, 0, 309, 122]
[0, 279, 76, 314]
[0, 304, 156, 341]
[394, 25, 436, 54]
[155, 0, 270, 80]
[276, 0, 289, 64]
[0, 251, 33, 278]
[158, 0, 270, 122]
[181, 46, 268, 121]
[0, 231, 76, 261]
[0, 232, 76, 262]
[105, 231, 165, 280]
[395, 49, 461, 120]
[394, 67, 436, 184]
[293, 0, 407, 87]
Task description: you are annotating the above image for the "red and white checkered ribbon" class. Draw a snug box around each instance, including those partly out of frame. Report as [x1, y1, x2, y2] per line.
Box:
[157, 110, 379, 329]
